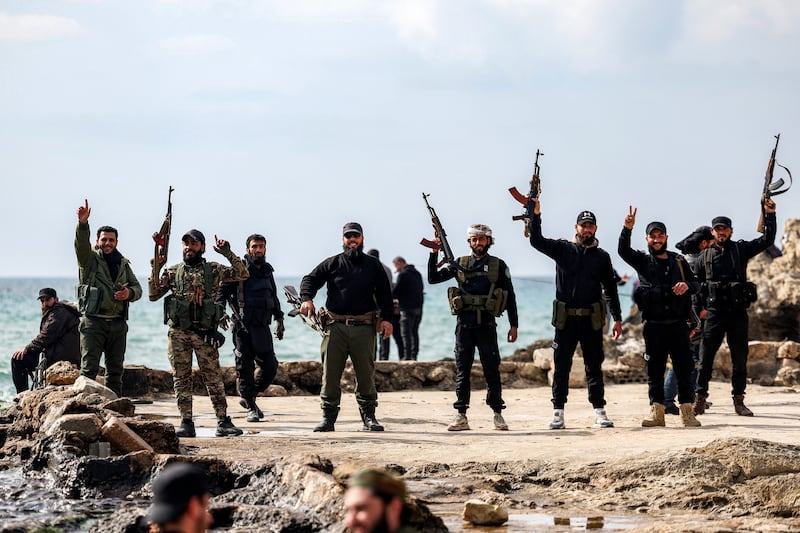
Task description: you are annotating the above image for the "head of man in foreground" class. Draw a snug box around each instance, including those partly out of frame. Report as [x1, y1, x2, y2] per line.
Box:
[344, 468, 412, 533]
[147, 463, 213, 533]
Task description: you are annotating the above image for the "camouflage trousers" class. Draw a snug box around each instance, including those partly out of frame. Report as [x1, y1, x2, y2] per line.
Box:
[167, 328, 227, 420]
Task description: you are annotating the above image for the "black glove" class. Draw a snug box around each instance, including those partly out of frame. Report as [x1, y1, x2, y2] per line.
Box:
[201, 330, 226, 349]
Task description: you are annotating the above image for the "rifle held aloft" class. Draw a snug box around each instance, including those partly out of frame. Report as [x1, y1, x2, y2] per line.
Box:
[420, 192, 456, 267]
[151, 186, 174, 284]
[757, 134, 792, 232]
[509, 149, 543, 237]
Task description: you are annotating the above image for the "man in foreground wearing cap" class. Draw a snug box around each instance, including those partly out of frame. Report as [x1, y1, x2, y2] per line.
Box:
[11, 288, 81, 393]
[427, 223, 518, 431]
[299, 222, 394, 432]
[147, 462, 213, 533]
[75, 199, 143, 397]
[618, 208, 702, 427]
[527, 198, 622, 430]
[217, 233, 285, 423]
[694, 199, 777, 417]
[344, 468, 418, 533]
[149, 229, 249, 437]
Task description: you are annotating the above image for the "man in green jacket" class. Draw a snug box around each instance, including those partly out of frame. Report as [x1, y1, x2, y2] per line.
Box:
[75, 199, 143, 396]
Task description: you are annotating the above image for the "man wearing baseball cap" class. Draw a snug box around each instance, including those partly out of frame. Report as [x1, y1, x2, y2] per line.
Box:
[11, 288, 81, 393]
[299, 222, 394, 432]
[527, 199, 623, 430]
[618, 208, 701, 428]
[694, 198, 777, 417]
[147, 463, 213, 532]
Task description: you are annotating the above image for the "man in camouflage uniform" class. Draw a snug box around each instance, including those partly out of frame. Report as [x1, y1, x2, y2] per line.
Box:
[149, 229, 249, 438]
[75, 199, 142, 396]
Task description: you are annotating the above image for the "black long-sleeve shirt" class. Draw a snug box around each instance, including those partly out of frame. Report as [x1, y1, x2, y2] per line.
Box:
[529, 213, 622, 321]
[393, 264, 424, 310]
[695, 213, 776, 284]
[300, 252, 393, 320]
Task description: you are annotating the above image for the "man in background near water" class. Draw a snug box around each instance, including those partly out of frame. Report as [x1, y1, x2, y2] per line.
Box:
[299, 222, 394, 432]
[11, 288, 81, 393]
[149, 229, 248, 438]
[344, 468, 420, 533]
[217, 233, 285, 423]
[527, 198, 621, 430]
[693, 199, 777, 417]
[75, 199, 142, 397]
[392, 256, 424, 361]
[618, 209, 701, 428]
[368, 248, 403, 360]
[427, 224, 518, 432]
[146, 462, 213, 533]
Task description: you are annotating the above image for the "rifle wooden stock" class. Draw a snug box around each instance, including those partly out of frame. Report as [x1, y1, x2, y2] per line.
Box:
[151, 186, 174, 282]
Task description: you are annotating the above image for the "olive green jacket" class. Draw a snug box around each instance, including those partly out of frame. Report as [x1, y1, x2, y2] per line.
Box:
[75, 222, 143, 318]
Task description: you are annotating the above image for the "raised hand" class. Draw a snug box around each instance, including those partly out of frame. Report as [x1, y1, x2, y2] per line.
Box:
[77, 199, 91, 224]
[623, 205, 637, 230]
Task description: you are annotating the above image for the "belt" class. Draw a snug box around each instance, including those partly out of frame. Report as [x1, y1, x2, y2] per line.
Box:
[87, 314, 124, 321]
[327, 311, 375, 326]
[566, 308, 592, 316]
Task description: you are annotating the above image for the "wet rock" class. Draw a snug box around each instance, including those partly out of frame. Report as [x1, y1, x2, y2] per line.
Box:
[46, 360, 80, 386]
[462, 499, 509, 525]
[57, 450, 155, 499]
[122, 418, 180, 454]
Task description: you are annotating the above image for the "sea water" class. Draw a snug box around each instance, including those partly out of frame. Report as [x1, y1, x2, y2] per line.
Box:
[0, 275, 630, 403]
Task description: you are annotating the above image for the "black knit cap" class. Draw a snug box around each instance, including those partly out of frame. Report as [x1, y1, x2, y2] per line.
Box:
[147, 463, 210, 525]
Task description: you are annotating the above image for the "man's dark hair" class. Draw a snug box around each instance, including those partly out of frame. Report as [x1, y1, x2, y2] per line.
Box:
[246, 234, 267, 248]
[96, 226, 118, 239]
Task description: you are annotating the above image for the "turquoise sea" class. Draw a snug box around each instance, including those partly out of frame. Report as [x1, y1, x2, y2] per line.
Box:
[0, 275, 630, 402]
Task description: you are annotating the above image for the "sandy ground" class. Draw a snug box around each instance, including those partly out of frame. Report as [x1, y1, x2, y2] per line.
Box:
[136, 381, 800, 466]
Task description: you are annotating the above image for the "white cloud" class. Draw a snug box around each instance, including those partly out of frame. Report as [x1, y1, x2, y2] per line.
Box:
[159, 33, 234, 55]
[0, 11, 83, 42]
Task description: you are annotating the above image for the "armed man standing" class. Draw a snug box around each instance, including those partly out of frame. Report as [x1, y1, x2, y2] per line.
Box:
[217, 233, 285, 423]
[618, 209, 702, 427]
[527, 198, 621, 430]
[694, 198, 777, 417]
[428, 224, 518, 432]
[75, 200, 142, 397]
[299, 222, 394, 433]
[149, 229, 249, 438]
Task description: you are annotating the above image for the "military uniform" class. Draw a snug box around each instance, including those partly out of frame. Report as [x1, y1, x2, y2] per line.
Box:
[75, 222, 142, 396]
[149, 240, 249, 431]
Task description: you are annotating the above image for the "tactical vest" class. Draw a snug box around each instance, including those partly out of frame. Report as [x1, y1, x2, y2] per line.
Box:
[632, 252, 692, 321]
[447, 256, 508, 318]
[164, 262, 223, 330]
[701, 244, 757, 309]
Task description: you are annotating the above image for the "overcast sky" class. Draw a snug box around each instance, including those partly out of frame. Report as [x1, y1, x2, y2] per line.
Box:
[2, 0, 799, 281]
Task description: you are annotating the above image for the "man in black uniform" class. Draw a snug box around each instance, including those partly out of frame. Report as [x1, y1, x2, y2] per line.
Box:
[428, 224, 518, 432]
[527, 198, 621, 430]
[299, 222, 394, 432]
[618, 208, 701, 427]
[218, 234, 285, 423]
[693, 199, 777, 417]
[392, 256, 424, 361]
[11, 288, 81, 393]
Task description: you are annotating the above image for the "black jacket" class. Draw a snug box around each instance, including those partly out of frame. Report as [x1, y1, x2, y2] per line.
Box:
[529, 213, 622, 320]
[393, 264, 424, 310]
[218, 256, 284, 326]
[23, 301, 81, 364]
[300, 251, 393, 320]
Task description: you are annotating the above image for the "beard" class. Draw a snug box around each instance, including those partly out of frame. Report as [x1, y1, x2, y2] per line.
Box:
[183, 251, 204, 266]
[246, 253, 266, 266]
[470, 242, 492, 256]
[648, 239, 668, 256]
[577, 234, 596, 247]
[343, 244, 364, 259]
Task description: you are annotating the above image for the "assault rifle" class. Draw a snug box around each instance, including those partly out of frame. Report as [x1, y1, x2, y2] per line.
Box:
[283, 285, 325, 337]
[151, 186, 174, 283]
[221, 294, 248, 334]
[757, 134, 792, 232]
[508, 149, 543, 238]
[419, 193, 456, 267]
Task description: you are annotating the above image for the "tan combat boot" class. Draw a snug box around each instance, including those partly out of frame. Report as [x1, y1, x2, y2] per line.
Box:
[641, 403, 666, 427]
[692, 393, 707, 416]
[679, 403, 701, 427]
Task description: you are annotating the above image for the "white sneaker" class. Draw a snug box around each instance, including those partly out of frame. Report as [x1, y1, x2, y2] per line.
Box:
[549, 409, 565, 430]
[447, 412, 470, 431]
[593, 408, 614, 428]
[493, 412, 509, 431]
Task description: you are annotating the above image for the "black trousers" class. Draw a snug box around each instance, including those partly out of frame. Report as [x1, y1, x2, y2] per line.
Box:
[453, 322, 504, 412]
[551, 316, 606, 409]
[11, 351, 40, 393]
[377, 314, 404, 361]
[643, 321, 694, 405]
[696, 308, 749, 397]
[399, 307, 423, 361]
[233, 325, 278, 399]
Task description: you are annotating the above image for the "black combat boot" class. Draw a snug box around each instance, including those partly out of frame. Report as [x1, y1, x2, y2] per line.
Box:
[693, 393, 707, 416]
[216, 416, 244, 437]
[733, 395, 754, 416]
[360, 407, 385, 432]
[176, 418, 196, 438]
[313, 407, 339, 432]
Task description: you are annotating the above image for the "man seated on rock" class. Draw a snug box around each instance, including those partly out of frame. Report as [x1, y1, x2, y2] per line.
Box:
[344, 468, 418, 533]
[147, 462, 213, 533]
[11, 288, 81, 393]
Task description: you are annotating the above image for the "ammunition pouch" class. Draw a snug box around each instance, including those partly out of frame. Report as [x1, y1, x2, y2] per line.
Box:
[447, 287, 464, 315]
[706, 281, 757, 309]
[551, 300, 567, 330]
[165, 295, 224, 330]
[76, 284, 101, 315]
[551, 300, 605, 331]
[448, 286, 507, 317]
[590, 301, 605, 331]
[485, 288, 509, 317]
